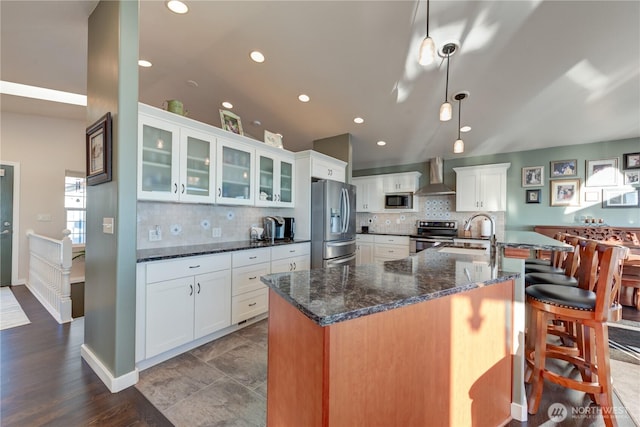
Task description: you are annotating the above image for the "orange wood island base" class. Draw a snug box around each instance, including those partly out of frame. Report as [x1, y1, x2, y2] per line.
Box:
[266, 279, 514, 427]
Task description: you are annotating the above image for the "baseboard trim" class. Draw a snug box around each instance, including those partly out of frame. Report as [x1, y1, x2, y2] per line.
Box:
[81, 344, 139, 393]
[511, 402, 527, 422]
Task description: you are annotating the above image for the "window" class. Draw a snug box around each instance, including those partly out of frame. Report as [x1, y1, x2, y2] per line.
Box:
[65, 171, 86, 244]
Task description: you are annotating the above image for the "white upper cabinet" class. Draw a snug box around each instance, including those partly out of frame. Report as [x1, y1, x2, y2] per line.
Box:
[382, 172, 421, 193]
[297, 150, 346, 182]
[216, 138, 255, 206]
[178, 128, 216, 203]
[353, 176, 383, 212]
[453, 163, 511, 211]
[255, 149, 295, 208]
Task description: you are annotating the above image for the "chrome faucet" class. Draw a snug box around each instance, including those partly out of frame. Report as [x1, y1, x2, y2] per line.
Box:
[464, 213, 497, 260]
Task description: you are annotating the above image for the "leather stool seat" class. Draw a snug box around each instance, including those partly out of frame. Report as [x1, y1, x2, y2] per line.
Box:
[524, 272, 579, 287]
[526, 284, 595, 311]
[524, 264, 564, 274]
[525, 259, 551, 266]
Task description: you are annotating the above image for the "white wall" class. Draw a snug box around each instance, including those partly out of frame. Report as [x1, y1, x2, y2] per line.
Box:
[1, 111, 85, 282]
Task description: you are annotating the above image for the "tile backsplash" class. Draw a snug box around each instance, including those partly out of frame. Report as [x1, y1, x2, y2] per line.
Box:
[356, 195, 505, 240]
[137, 201, 294, 249]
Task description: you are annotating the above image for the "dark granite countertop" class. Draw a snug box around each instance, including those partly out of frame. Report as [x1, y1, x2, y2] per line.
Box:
[261, 247, 519, 327]
[137, 239, 310, 263]
[497, 231, 574, 252]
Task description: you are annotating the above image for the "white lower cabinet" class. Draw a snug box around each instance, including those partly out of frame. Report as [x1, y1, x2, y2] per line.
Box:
[145, 253, 231, 358]
[271, 242, 311, 273]
[356, 234, 375, 265]
[232, 248, 271, 324]
[373, 235, 410, 262]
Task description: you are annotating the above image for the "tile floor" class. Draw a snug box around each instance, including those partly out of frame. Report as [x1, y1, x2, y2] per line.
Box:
[138, 318, 638, 427]
[136, 320, 268, 427]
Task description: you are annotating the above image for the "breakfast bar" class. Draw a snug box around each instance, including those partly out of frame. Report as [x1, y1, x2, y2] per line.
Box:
[261, 231, 573, 426]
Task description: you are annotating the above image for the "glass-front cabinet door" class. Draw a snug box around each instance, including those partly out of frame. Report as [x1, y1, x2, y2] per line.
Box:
[255, 150, 295, 207]
[138, 115, 180, 201]
[179, 129, 215, 203]
[216, 139, 254, 205]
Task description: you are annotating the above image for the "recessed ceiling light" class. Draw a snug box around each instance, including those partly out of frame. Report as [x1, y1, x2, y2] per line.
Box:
[377, 141, 387, 146]
[222, 101, 233, 109]
[460, 126, 471, 132]
[166, 0, 188, 14]
[353, 117, 364, 124]
[250, 51, 265, 63]
[252, 120, 262, 126]
[138, 60, 152, 68]
[298, 94, 310, 103]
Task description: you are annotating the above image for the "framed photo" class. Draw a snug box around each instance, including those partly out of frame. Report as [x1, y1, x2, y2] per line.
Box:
[549, 159, 577, 178]
[602, 188, 640, 208]
[585, 158, 618, 186]
[264, 130, 283, 148]
[219, 109, 243, 135]
[86, 112, 112, 186]
[525, 189, 541, 204]
[624, 170, 640, 185]
[584, 191, 600, 203]
[522, 166, 544, 187]
[623, 152, 640, 170]
[550, 179, 580, 206]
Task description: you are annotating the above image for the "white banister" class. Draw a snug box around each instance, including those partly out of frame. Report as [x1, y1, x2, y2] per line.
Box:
[26, 229, 73, 323]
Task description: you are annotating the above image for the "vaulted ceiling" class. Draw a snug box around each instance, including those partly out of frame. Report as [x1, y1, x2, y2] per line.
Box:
[2, 1, 639, 170]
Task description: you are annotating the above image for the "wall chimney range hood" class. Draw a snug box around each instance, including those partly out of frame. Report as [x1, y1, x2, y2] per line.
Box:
[414, 157, 455, 196]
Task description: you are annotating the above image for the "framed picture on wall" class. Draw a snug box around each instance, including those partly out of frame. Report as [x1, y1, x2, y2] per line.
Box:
[219, 109, 243, 135]
[624, 170, 640, 185]
[585, 158, 618, 186]
[602, 188, 640, 208]
[584, 191, 600, 203]
[526, 189, 541, 204]
[85, 112, 112, 186]
[623, 152, 640, 170]
[522, 166, 544, 187]
[550, 179, 580, 206]
[550, 159, 577, 178]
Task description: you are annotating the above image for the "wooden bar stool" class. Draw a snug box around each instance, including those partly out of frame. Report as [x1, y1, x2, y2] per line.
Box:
[525, 241, 628, 427]
[525, 232, 569, 274]
[525, 235, 583, 288]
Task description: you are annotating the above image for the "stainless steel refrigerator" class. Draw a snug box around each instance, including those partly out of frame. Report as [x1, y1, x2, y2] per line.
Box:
[311, 179, 357, 268]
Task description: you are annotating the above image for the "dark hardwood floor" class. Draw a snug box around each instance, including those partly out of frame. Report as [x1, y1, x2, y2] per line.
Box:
[1, 285, 172, 427]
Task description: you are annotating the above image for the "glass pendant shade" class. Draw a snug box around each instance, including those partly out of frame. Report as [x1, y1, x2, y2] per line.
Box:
[453, 138, 464, 154]
[418, 37, 436, 65]
[439, 101, 452, 121]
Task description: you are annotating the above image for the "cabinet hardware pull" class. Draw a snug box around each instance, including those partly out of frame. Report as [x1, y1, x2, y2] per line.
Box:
[289, 250, 295, 253]
[181, 184, 185, 194]
[293, 262, 297, 270]
[249, 276, 257, 280]
[248, 302, 257, 307]
[289, 263, 293, 271]
[249, 256, 257, 259]
[189, 265, 201, 269]
[189, 284, 193, 296]
[197, 283, 201, 294]
[218, 188, 221, 196]
[174, 183, 178, 193]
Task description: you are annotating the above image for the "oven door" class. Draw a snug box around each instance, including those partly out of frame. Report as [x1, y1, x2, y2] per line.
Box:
[410, 238, 447, 255]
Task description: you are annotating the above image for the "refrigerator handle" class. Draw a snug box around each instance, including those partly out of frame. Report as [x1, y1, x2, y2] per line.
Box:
[341, 188, 348, 233]
[345, 187, 351, 233]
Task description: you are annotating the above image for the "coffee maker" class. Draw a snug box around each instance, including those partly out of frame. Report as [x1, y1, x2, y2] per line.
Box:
[263, 216, 295, 242]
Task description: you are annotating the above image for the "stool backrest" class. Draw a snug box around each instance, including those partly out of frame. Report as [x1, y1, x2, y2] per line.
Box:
[593, 242, 628, 321]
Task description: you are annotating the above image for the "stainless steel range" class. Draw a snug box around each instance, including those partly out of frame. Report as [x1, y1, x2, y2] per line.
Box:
[410, 220, 458, 254]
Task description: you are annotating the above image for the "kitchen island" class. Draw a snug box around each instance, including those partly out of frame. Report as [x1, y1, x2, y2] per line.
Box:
[261, 248, 519, 427]
[261, 231, 574, 426]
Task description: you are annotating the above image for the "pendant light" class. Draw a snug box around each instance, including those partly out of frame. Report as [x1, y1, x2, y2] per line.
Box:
[453, 92, 467, 154]
[439, 43, 456, 122]
[418, 0, 436, 66]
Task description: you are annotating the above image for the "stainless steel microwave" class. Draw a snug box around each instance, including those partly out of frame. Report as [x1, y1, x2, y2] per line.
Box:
[384, 193, 413, 209]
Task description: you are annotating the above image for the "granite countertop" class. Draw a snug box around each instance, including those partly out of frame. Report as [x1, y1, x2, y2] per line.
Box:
[261, 247, 519, 327]
[497, 231, 574, 252]
[137, 239, 310, 263]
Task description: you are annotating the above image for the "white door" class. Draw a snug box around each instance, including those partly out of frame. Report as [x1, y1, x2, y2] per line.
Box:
[0, 164, 14, 286]
[194, 270, 232, 338]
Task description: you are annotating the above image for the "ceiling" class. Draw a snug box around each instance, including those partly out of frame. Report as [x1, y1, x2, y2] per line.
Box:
[2, 1, 639, 170]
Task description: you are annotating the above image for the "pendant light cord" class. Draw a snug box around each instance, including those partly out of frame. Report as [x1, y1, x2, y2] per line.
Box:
[444, 52, 450, 102]
[457, 97, 462, 139]
[426, 0, 430, 36]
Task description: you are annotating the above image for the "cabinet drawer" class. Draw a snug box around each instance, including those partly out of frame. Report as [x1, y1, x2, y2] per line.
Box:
[232, 248, 270, 268]
[356, 234, 375, 243]
[232, 262, 270, 296]
[271, 242, 310, 260]
[374, 244, 410, 259]
[232, 288, 268, 324]
[146, 253, 231, 283]
[374, 235, 409, 245]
